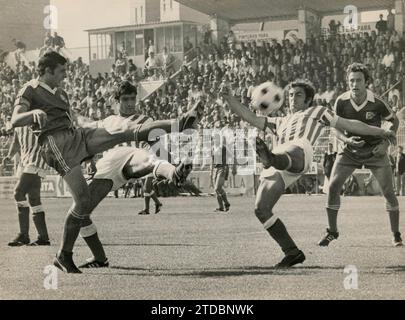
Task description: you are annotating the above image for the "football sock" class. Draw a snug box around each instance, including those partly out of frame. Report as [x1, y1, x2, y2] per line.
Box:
[82, 233, 107, 262]
[17, 205, 30, 236]
[144, 196, 151, 212]
[326, 208, 339, 233]
[216, 194, 224, 210]
[220, 191, 230, 207]
[267, 219, 299, 255]
[32, 211, 49, 241]
[59, 213, 82, 254]
[151, 193, 161, 206]
[388, 210, 400, 233]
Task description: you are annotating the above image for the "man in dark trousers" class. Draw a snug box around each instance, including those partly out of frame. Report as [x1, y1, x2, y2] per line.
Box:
[395, 145, 405, 196]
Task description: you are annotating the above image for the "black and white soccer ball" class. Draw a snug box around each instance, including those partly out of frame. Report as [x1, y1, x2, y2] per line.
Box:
[251, 82, 285, 116]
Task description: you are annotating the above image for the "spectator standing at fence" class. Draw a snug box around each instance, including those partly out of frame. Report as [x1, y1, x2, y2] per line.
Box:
[376, 14, 388, 35]
[387, 9, 395, 32]
[53, 32, 65, 48]
[395, 145, 405, 195]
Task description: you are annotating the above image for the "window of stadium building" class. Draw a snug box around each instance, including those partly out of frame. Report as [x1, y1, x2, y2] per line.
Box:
[183, 24, 197, 51]
[155, 26, 183, 53]
[115, 31, 135, 57]
[90, 33, 113, 60]
[135, 31, 144, 56]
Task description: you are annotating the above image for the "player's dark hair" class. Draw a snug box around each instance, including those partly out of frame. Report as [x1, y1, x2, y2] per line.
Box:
[37, 51, 67, 76]
[346, 63, 371, 83]
[114, 81, 137, 100]
[287, 79, 315, 106]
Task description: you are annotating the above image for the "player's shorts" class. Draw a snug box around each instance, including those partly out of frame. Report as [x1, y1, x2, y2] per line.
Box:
[16, 165, 47, 179]
[40, 128, 95, 176]
[260, 138, 313, 189]
[335, 150, 391, 169]
[214, 165, 229, 181]
[94, 147, 150, 191]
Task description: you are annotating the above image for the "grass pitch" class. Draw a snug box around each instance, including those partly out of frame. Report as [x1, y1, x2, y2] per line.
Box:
[0, 195, 404, 300]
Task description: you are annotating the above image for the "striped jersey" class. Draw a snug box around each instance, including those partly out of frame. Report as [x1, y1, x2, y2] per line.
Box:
[13, 126, 48, 171]
[15, 79, 73, 139]
[265, 106, 338, 146]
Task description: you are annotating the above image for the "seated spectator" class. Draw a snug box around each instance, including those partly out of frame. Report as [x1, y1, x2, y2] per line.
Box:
[383, 48, 395, 68]
[144, 51, 158, 71]
[128, 59, 137, 74]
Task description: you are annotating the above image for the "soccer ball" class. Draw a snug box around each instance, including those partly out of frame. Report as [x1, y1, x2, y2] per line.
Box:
[251, 82, 285, 116]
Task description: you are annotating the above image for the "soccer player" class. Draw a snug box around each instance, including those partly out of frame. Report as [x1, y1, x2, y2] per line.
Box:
[210, 121, 232, 212]
[11, 52, 202, 273]
[223, 80, 396, 268]
[319, 63, 403, 247]
[4, 126, 50, 246]
[76, 81, 193, 268]
[138, 175, 162, 215]
[77, 147, 192, 268]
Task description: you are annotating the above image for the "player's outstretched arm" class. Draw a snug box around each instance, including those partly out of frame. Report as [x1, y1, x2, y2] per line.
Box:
[224, 95, 267, 130]
[11, 105, 47, 128]
[332, 127, 365, 147]
[334, 117, 396, 143]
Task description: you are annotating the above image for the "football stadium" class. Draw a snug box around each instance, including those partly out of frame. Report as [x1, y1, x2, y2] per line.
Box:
[0, 0, 404, 301]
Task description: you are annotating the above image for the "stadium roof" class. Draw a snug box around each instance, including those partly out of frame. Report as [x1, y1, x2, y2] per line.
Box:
[86, 20, 199, 33]
[177, 0, 395, 23]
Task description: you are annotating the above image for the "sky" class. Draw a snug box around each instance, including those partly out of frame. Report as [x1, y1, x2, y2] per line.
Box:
[50, 0, 132, 49]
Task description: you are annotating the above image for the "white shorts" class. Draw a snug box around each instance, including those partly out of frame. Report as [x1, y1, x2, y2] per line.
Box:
[94, 147, 153, 191]
[260, 138, 313, 189]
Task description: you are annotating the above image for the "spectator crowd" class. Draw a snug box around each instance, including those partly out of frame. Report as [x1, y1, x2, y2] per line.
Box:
[2, 26, 405, 171]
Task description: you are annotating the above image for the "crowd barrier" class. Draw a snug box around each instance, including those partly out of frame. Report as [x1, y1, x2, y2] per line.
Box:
[0, 168, 385, 199]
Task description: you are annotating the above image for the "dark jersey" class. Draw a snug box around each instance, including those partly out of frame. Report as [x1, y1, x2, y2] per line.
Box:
[14, 79, 73, 139]
[334, 90, 393, 157]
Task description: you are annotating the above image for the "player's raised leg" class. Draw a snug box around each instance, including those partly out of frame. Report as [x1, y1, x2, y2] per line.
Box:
[370, 165, 402, 246]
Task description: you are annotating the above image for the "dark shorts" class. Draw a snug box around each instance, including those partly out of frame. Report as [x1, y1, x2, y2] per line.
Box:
[214, 165, 229, 181]
[15, 172, 42, 199]
[40, 128, 95, 176]
[336, 151, 391, 169]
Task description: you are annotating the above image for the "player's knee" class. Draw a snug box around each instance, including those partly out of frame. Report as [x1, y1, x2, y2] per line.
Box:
[31, 204, 44, 214]
[75, 196, 92, 215]
[381, 184, 396, 198]
[80, 221, 97, 238]
[328, 179, 342, 194]
[254, 205, 267, 221]
[14, 188, 25, 202]
[82, 217, 93, 227]
[28, 197, 41, 207]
